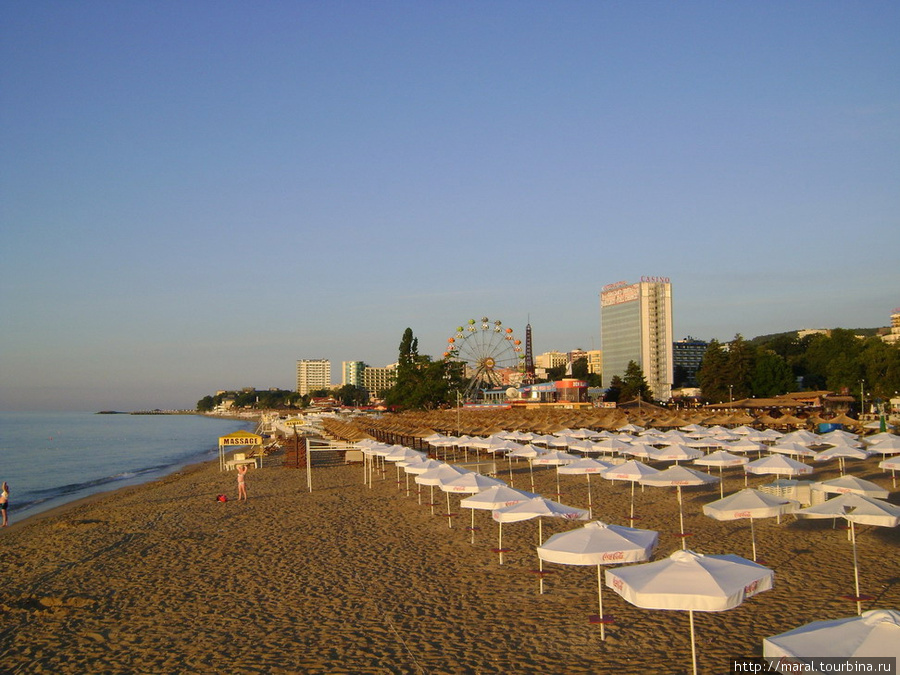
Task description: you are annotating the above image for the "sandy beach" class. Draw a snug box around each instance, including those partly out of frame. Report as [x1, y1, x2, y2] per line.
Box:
[1, 444, 898, 674]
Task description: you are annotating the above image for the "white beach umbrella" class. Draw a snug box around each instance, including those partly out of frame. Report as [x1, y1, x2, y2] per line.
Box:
[402, 458, 446, 475]
[438, 473, 506, 529]
[533, 449, 579, 499]
[491, 497, 589, 569]
[415, 464, 472, 515]
[572, 427, 602, 440]
[768, 442, 817, 458]
[531, 449, 579, 465]
[427, 435, 459, 461]
[781, 429, 820, 446]
[702, 488, 797, 561]
[865, 431, 900, 445]
[640, 466, 719, 547]
[549, 435, 581, 449]
[680, 424, 708, 433]
[357, 442, 391, 487]
[537, 521, 659, 640]
[867, 436, 900, 456]
[694, 449, 750, 497]
[812, 475, 889, 499]
[566, 439, 596, 454]
[505, 443, 548, 491]
[617, 423, 644, 433]
[402, 458, 446, 501]
[819, 429, 861, 444]
[483, 439, 524, 456]
[620, 442, 656, 459]
[499, 430, 533, 442]
[686, 437, 727, 449]
[588, 438, 633, 455]
[606, 549, 774, 675]
[648, 443, 704, 464]
[745, 454, 814, 480]
[601, 460, 660, 522]
[384, 447, 428, 491]
[763, 609, 900, 668]
[557, 457, 615, 518]
[795, 493, 900, 614]
[724, 439, 769, 457]
[660, 430, 692, 444]
[460, 485, 540, 544]
[813, 444, 871, 475]
[879, 456, 900, 488]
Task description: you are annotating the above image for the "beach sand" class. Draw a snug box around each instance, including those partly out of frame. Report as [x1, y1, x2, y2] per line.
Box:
[1, 448, 898, 674]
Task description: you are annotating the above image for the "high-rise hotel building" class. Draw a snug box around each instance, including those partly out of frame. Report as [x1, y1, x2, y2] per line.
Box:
[600, 277, 673, 401]
[296, 359, 332, 395]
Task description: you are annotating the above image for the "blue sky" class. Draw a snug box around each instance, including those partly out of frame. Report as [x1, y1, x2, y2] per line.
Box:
[2, 1, 898, 411]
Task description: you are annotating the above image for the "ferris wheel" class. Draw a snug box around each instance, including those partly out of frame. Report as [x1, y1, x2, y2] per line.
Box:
[443, 317, 525, 401]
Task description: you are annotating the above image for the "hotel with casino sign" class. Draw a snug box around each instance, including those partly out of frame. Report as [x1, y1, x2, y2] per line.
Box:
[600, 277, 674, 401]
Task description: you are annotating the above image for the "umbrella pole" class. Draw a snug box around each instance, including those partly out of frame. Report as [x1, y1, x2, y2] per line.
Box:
[689, 610, 698, 675]
[719, 466, 724, 498]
[430, 486, 435, 516]
[508, 459, 514, 487]
[446, 492, 452, 528]
[629, 480, 636, 521]
[470, 508, 476, 545]
[678, 486, 687, 549]
[892, 469, 897, 489]
[538, 519, 544, 595]
[555, 467, 561, 500]
[499, 522, 504, 565]
[529, 461, 535, 492]
[850, 520, 862, 616]
[597, 564, 605, 641]
[587, 475, 593, 519]
[750, 516, 757, 562]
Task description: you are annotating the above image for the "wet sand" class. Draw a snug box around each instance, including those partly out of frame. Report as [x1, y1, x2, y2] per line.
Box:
[1, 449, 898, 674]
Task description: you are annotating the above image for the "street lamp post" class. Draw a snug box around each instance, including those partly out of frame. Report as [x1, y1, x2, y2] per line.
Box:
[859, 380, 866, 417]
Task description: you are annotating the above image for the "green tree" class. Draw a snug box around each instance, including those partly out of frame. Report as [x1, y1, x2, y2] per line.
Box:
[196, 395, 217, 412]
[751, 349, 795, 397]
[620, 360, 653, 402]
[802, 329, 864, 392]
[859, 338, 900, 400]
[697, 339, 729, 402]
[546, 363, 567, 380]
[384, 328, 464, 410]
[335, 384, 369, 407]
[725, 334, 755, 400]
[604, 375, 624, 403]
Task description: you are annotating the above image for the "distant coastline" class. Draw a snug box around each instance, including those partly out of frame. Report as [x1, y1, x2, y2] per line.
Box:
[95, 410, 196, 415]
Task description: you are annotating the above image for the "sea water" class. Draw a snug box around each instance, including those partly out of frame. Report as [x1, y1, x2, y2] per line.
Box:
[0, 412, 255, 521]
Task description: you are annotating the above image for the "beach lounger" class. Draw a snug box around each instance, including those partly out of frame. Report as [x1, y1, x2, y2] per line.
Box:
[225, 453, 259, 470]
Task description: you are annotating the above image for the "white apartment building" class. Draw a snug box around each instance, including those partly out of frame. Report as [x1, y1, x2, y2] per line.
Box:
[534, 351, 568, 370]
[296, 359, 331, 395]
[342, 361, 366, 387]
[364, 364, 397, 399]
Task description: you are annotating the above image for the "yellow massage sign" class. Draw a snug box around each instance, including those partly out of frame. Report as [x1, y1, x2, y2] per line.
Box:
[218, 431, 263, 446]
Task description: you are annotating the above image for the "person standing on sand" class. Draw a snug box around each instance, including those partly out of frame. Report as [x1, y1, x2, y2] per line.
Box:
[1, 482, 9, 526]
[236, 465, 248, 501]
